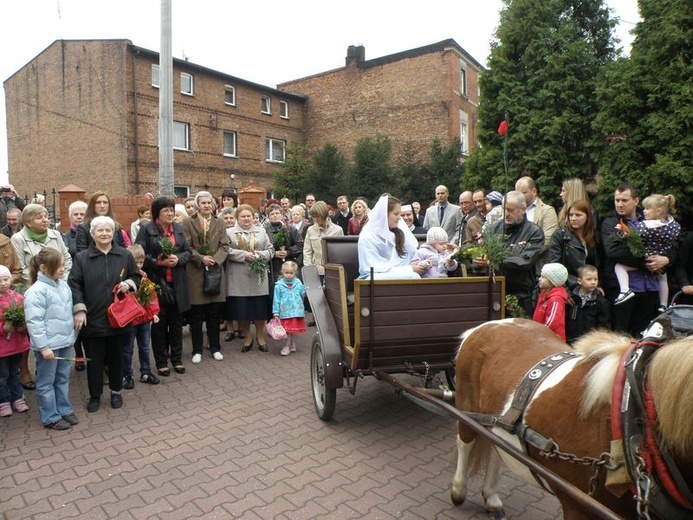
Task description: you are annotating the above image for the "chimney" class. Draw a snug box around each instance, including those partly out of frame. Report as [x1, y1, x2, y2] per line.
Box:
[346, 45, 365, 66]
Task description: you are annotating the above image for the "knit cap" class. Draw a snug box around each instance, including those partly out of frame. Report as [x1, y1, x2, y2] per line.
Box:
[485, 191, 503, 206]
[0, 265, 11, 279]
[541, 263, 568, 287]
[426, 227, 448, 244]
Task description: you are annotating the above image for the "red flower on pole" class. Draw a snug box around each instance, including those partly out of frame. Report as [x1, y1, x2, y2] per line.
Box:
[497, 120, 508, 136]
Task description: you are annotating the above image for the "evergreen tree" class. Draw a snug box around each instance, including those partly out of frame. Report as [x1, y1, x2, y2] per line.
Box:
[348, 135, 393, 202]
[418, 139, 465, 202]
[275, 143, 313, 203]
[466, 0, 617, 205]
[593, 0, 693, 224]
[310, 143, 348, 202]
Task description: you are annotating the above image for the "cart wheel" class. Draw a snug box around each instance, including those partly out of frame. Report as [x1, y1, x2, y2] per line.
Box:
[311, 335, 336, 421]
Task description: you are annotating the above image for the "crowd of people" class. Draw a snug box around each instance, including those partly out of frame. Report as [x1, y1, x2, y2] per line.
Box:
[0, 179, 690, 431]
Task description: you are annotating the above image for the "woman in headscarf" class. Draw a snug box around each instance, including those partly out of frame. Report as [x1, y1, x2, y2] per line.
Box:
[357, 194, 423, 280]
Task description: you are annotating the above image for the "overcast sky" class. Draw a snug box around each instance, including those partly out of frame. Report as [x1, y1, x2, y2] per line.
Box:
[1, 0, 640, 185]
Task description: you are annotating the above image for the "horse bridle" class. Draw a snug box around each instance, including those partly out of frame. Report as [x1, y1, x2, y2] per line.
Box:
[620, 338, 693, 519]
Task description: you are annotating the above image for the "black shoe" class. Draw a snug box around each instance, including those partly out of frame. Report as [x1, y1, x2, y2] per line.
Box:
[111, 393, 123, 409]
[62, 413, 79, 425]
[235, 329, 245, 339]
[258, 343, 268, 353]
[45, 419, 71, 430]
[21, 381, 36, 391]
[241, 341, 253, 353]
[122, 375, 135, 389]
[140, 372, 160, 385]
[224, 331, 235, 342]
[75, 361, 86, 372]
[173, 365, 186, 374]
[87, 397, 100, 413]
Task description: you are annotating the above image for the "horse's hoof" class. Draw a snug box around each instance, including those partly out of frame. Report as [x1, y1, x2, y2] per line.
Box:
[450, 492, 466, 506]
[486, 507, 506, 520]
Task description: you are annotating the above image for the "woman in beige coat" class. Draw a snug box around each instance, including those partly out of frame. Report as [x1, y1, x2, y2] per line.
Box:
[226, 204, 274, 352]
[182, 192, 230, 363]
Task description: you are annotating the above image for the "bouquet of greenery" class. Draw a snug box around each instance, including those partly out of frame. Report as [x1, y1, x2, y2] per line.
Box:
[450, 229, 509, 273]
[197, 241, 214, 256]
[504, 294, 527, 318]
[273, 226, 288, 250]
[614, 219, 646, 258]
[159, 236, 178, 258]
[3, 301, 25, 340]
[135, 276, 159, 306]
[249, 253, 270, 283]
[197, 218, 214, 256]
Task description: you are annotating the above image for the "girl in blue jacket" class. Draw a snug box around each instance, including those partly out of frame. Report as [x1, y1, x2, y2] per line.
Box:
[272, 261, 306, 356]
[24, 248, 78, 430]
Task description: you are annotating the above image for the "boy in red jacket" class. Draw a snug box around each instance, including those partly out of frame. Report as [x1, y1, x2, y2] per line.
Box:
[533, 262, 569, 341]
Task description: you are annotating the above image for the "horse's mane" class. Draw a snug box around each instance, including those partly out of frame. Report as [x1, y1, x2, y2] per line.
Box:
[649, 336, 693, 458]
[573, 329, 633, 418]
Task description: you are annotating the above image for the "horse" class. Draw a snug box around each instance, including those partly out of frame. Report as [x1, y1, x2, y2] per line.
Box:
[449, 318, 693, 519]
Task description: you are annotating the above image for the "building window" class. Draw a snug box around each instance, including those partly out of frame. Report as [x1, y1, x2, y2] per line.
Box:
[225, 85, 236, 106]
[261, 96, 271, 114]
[265, 138, 286, 163]
[174, 186, 190, 198]
[173, 121, 190, 151]
[151, 65, 160, 88]
[223, 131, 237, 157]
[460, 64, 468, 97]
[459, 111, 469, 156]
[181, 72, 194, 96]
[280, 100, 289, 119]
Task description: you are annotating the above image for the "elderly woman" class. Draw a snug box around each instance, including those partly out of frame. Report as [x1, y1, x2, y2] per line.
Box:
[62, 200, 88, 259]
[347, 199, 369, 236]
[226, 204, 274, 352]
[12, 204, 73, 391]
[76, 191, 130, 253]
[182, 191, 229, 363]
[357, 195, 423, 280]
[303, 201, 344, 282]
[68, 216, 141, 413]
[136, 197, 192, 376]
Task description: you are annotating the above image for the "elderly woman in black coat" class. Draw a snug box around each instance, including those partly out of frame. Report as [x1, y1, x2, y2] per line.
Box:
[69, 216, 141, 413]
[135, 197, 192, 376]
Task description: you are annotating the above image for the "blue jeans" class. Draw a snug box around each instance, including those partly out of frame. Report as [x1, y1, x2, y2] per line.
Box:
[0, 353, 23, 404]
[122, 324, 152, 376]
[35, 346, 73, 426]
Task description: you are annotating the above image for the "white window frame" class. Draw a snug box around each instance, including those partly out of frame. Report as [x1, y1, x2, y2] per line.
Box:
[224, 85, 236, 106]
[181, 72, 194, 96]
[223, 131, 237, 158]
[151, 64, 160, 88]
[174, 185, 190, 198]
[279, 100, 289, 119]
[261, 95, 271, 114]
[460, 63, 468, 97]
[265, 138, 286, 163]
[173, 121, 190, 151]
[459, 111, 469, 156]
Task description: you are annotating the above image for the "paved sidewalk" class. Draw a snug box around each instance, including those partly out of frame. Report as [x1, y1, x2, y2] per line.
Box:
[0, 326, 561, 519]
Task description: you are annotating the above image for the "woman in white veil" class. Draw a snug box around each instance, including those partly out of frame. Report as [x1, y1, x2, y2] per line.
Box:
[357, 194, 423, 279]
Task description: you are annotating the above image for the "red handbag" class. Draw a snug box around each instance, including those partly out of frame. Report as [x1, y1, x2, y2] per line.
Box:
[107, 286, 146, 329]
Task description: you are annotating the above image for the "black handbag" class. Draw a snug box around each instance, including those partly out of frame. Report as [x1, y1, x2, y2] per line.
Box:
[157, 279, 176, 305]
[203, 266, 222, 296]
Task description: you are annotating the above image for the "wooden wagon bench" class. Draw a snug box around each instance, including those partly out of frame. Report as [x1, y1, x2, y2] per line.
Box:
[303, 235, 506, 420]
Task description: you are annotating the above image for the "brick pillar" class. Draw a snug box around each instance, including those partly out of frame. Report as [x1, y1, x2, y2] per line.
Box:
[58, 184, 87, 233]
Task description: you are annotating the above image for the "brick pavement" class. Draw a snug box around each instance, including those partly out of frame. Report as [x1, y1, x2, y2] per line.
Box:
[0, 325, 561, 519]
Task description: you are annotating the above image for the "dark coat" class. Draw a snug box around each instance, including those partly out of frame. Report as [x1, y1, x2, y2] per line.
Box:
[489, 218, 545, 296]
[135, 221, 192, 314]
[674, 231, 693, 304]
[62, 227, 78, 258]
[68, 244, 141, 337]
[565, 287, 611, 344]
[335, 211, 352, 235]
[75, 221, 128, 253]
[548, 227, 599, 291]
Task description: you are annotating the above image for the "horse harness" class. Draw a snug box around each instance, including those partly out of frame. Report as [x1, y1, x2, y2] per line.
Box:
[615, 333, 693, 519]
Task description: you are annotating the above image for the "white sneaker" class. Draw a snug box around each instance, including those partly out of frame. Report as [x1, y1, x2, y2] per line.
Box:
[280, 345, 291, 356]
[192, 354, 202, 364]
[213, 352, 224, 361]
[614, 290, 635, 305]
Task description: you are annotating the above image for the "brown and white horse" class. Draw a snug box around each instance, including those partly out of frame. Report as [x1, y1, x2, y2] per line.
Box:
[450, 318, 693, 519]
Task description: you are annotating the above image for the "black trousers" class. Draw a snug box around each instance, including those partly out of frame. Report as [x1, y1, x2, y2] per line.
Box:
[606, 288, 658, 337]
[83, 335, 124, 397]
[189, 303, 221, 355]
[151, 302, 183, 368]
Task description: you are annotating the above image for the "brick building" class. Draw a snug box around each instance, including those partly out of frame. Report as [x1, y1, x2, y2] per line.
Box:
[4, 38, 481, 203]
[4, 39, 305, 200]
[278, 39, 481, 162]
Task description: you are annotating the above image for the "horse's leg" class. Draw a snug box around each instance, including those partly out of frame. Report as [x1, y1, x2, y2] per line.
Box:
[451, 433, 474, 505]
[481, 446, 506, 519]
